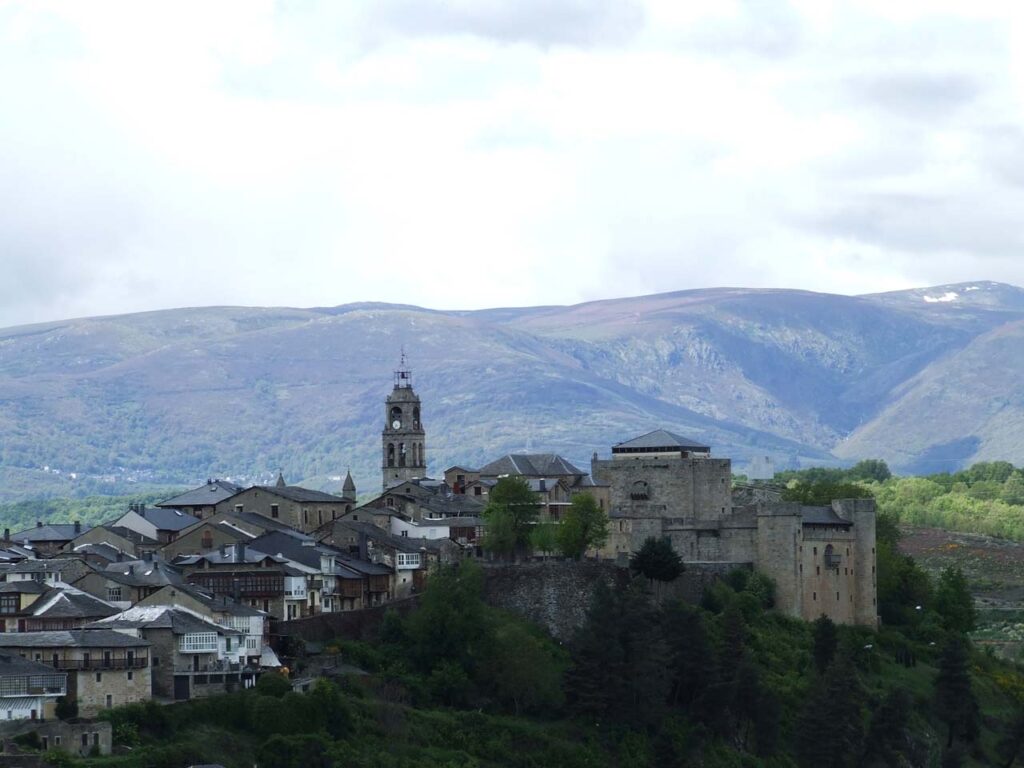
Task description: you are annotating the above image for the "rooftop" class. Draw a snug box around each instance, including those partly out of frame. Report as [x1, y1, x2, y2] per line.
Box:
[90, 605, 240, 635]
[9, 523, 89, 543]
[611, 430, 711, 453]
[477, 453, 585, 479]
[0, 629, 150, 649]
[800, 507, 854, 528]
[156, 479, 243, 509]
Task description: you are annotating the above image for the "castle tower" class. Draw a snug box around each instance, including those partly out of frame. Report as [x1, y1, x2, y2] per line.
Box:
[382, 353, 426, 490]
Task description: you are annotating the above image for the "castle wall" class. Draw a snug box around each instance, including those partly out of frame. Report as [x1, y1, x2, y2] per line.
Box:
[834, 498, 879, 626]
[755, 504, 802, 619]
[592, 456, 732, 524]
[799, 525, 856, 625]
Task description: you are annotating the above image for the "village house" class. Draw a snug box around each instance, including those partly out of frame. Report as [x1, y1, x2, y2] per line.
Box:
[6, 558, 94, 587]
[214, 475, 355, 535]
[0, 630, 151, 717]
[158, 509, 315, 561]
[7, 523, 89, 558]
[109, 504, 200, 545]
[155, 479, 243, 521]
[89, 606, 250, 701]
[136, 584, 273, 668]
[72, 557, 183, 609]
[445, 453, 610, 520]
[173, 544, 292, 618]
[5, 587, 118, 633]
[0, 653, 67, 721]
[60, 524, 159, 562]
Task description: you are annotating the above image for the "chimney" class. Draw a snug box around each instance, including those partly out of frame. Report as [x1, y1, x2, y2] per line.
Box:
[358, 532, 368, 561]
[36, 521, 42, 529]
[232, 578, 241, 602]
[143, 551, 153, 563]
[236, 543, 246, 563]
[74, 521, 81, 534]
[128, 565, 135, 576]
[116, 552, 124, 562]
[3, 529, 9, 543]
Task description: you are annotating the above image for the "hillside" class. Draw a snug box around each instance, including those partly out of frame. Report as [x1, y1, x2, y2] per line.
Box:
[1, 282, 1023, 501]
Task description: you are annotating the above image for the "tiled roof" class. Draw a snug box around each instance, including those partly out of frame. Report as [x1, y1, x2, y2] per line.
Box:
[612, 430, 710, 452]
[157, 480, 243, 508]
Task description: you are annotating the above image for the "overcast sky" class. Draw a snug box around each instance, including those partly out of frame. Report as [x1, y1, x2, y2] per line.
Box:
[2, 1, 1024, 327]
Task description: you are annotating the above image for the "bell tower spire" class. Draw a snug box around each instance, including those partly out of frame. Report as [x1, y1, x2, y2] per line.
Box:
[382, 351, 426, 490]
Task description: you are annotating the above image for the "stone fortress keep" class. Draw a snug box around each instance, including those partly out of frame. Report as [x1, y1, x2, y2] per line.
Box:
[592, 430, 878, 626]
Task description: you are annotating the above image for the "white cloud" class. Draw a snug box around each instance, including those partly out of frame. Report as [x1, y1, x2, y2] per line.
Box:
[1, 0, 1023, 327]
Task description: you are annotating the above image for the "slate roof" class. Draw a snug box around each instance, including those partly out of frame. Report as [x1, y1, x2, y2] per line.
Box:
[9, 524, 89, 543]
[101, 525, 158, 545]
[71, 542, 125, 563]
[612, 430, 711, 453]
[342, 471, 357, 493]
[800, 507, 854, 528]
[246, 531, 340, 570]
[328, 520, 449, 554]
[8, 558, 87, 575]
[131, 507, 201, 532]
[100, 560, 184, 588]
[610, 430, 708, 454]
[0, 629, 150, 648]
[252, 485, 348, 504]
[0, 652, 70, 677]
[410, 517, 483, 529]
[157, 479, 243, 509]
[31, 588, 119, 620]
[173, 546, 289, 567]
[477, 454, 585, 478]
[0, 581, 48, 595]
[90, 605, 240, 635]
[145, 584, 265, 618]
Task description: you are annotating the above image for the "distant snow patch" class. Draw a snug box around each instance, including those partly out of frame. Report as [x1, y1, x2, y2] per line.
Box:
[923, 292, 959, 303]
[964, 286, 980, 291]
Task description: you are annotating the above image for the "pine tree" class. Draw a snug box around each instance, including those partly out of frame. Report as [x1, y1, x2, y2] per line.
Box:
[630, 537, 684, 583]
[934, 567, 977, 635]
[934, 637, 979, 748]
[812, 614, 838, 674]
[796, 652, 865, 768]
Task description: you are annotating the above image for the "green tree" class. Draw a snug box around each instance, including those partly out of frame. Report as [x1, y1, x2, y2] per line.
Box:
[934, 567, 977, 635]
[661, 601, 718, 715]
[863, 687, 912, 766]
[482, 620, 565, 715]
[783, 481, 873, 506]
[255, 670, 292, 698]
[529, 521, 559, 557]
[796, 651, 865, 768]
[630, 537, 684, 584]
[849, 459, 892, 482]
[812, 614, 838, 674]
[556, 493, 609, 559]
[482, 477, 539, 557]
[934, 637, 979, 748]
[405, 561, 490, 674]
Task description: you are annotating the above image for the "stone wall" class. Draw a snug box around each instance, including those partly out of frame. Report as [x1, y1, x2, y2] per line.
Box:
[272, 597, 420, 645]
[0, 719, 112, 757]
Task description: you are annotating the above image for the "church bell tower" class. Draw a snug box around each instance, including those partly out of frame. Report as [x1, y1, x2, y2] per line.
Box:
[382, 352, 426, 490]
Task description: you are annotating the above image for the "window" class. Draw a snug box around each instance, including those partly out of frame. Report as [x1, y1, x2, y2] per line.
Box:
[812, 592, 817, 601]
[473, 487, 482, 496]
[235, 504, 243, 513]
[152, 657, 159, 667]
[396, 553, 421, 569]
[105, 695, 112, 709]
[107, 587, 122, 602]
[0, 596, 17, 614]
[246, 637, 258, 650]
[836, 592, 840, 601]
[271, 504, 279, 519]
[93, 733, 100, 746]
[303, 509, 308, 524]
[95, 672, 102, 682]
[180, 632, 218, 653]
[201, 531, 213, 549]
[127, 670, 133, 681]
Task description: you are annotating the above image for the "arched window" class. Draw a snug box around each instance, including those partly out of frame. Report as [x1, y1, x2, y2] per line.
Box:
[399, 442, 406, 467]
[390, 406, 402, 425]
[387, 443, 395, 468]
[630, 481, 649, 500]
[413, 406, 420, 429]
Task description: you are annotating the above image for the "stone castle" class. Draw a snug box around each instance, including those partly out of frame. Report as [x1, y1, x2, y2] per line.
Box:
[592, 430, 877, 626]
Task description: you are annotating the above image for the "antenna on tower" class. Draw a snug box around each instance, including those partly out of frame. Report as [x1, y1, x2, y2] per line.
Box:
[394, 347, 412, 388]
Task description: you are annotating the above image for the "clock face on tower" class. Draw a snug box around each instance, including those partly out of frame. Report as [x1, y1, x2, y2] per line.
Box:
[392, 419, 401, 430]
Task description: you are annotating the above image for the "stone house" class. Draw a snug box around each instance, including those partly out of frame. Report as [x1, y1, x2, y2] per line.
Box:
[136, 584, 271, 668]
[214, 475, 354, 535]
[7, 523, 89, 558]
[72, 558, 183, 609]
[6, 587, 118, 633]
[89, 606, 251, 701]
[109, 505, 200, 545]
[59, 525, 159, 561]
[6, 559, 95, 588]
[174, 545, 291, 619]
[158, 509, 313, 561]
[0, 654, 66, 721]
[444, 454, 611, 516]
[155, 479, 243, 521]
[0, 630, 151, 717]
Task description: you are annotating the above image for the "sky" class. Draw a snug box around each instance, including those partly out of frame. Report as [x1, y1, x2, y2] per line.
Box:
[2, 0, 1024, 327]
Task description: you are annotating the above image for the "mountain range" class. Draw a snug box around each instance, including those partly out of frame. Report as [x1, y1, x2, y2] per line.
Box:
[1, 280, 1022, 503]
